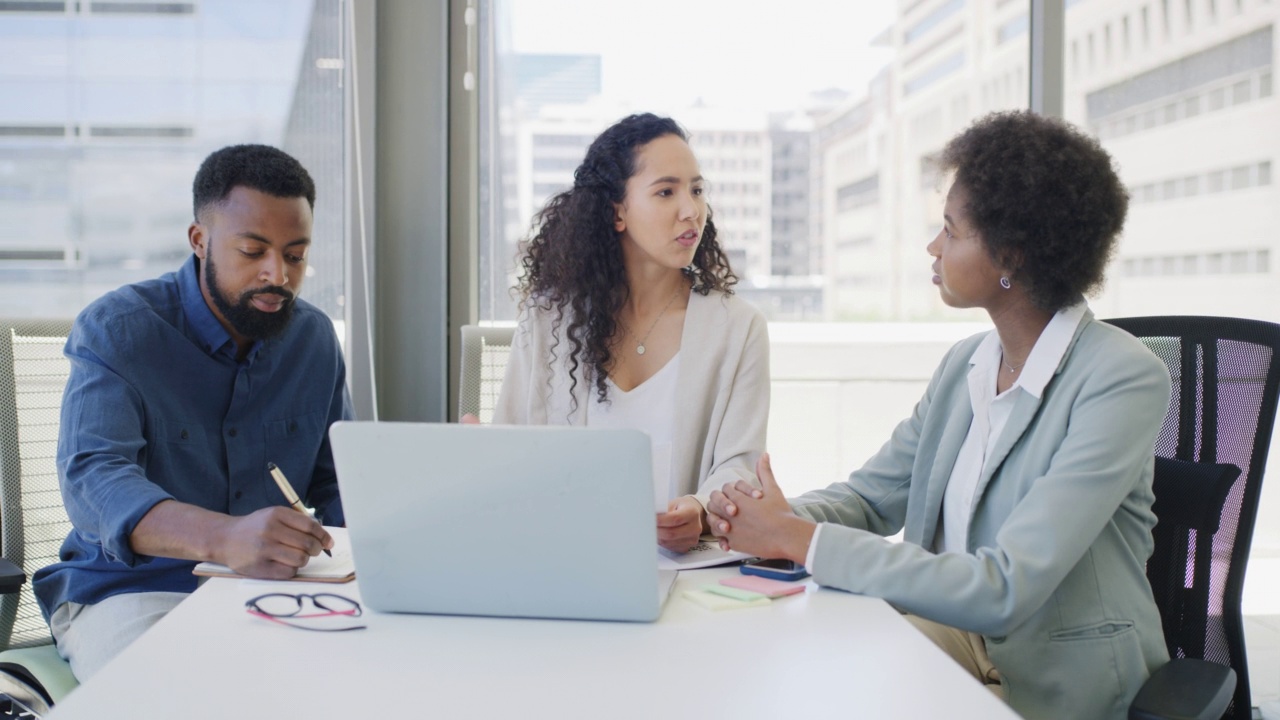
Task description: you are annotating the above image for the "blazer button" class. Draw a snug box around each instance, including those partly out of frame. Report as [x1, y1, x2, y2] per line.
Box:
[180, 429, 189, 440]
[234, 491, 243, 500]
[228, 428, 238, 437]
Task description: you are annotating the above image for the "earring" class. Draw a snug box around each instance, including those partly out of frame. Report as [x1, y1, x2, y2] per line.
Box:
[999, 276, 1012, 289]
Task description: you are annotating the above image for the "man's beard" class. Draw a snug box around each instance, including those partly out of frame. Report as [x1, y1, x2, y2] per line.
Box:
[204, 252, 297, 341]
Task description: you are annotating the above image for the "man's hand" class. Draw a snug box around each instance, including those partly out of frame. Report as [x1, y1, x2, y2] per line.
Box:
[707, 453, 815, 563]
[656, 496, 706, 553]
[213, 506, 332, 579]
[131, 500, 333, 579]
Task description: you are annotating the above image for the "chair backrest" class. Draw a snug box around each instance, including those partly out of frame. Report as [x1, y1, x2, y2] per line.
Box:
[1106, 315, 1280, 720]
[457, 325, 515, 424]
[0, 319, 74, 651]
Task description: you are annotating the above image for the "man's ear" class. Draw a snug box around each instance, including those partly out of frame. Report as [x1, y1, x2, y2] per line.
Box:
[188, 221, 207, 258]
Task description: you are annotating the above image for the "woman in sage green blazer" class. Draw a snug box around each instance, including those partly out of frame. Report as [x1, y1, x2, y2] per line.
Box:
[708, 111, 1172, 720]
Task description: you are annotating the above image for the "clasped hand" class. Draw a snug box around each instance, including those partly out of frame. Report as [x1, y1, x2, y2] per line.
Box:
[657, 496, 706, 553]
[706, 453, 815, 564]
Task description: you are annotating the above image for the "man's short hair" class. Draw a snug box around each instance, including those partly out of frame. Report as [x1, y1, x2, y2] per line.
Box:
[192, 144, 316, 221]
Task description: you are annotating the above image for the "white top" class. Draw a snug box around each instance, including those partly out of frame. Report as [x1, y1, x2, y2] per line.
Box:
[588, 352, 680, 508]
[807, 303, 1089, 568]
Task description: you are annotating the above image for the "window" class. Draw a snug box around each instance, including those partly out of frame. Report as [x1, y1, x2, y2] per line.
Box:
[1067, 4, 1278, 320]
[904, 0, 966, 44]
[478, 0, 1027, 323]
[0, 1, 348, 323]
[997, 13, 1029, 45]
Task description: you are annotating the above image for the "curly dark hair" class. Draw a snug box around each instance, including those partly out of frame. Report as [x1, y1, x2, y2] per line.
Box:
[517, 113, 738, 406]
[192, 144, 316, 221]
[939, 110, 1128, 312]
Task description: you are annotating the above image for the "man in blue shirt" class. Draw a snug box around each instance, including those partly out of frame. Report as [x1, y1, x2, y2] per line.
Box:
[33, 144, 351, 682]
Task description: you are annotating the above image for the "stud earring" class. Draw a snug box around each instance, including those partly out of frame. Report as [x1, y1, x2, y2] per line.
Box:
[999, 276, 1012, 290]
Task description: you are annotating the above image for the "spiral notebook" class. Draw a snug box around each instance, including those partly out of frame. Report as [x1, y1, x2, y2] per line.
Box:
[192, 527, 355, 583]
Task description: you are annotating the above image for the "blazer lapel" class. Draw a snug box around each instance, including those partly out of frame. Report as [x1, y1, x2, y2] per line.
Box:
[970, 392, 1042, 512]
[968, 308, 1093, 511]
[916, 382, 973, 548]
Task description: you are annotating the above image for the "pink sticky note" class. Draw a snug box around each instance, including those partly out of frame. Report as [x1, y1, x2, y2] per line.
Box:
[720, 575, 806, 598]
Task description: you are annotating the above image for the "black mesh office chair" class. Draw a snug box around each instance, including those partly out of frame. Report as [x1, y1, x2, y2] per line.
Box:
[1106, 316, 1280, 720]
[458, 325, 515, 423]
[0, 319, 78, 718]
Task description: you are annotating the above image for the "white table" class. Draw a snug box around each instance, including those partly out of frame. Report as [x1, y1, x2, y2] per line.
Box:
[48, 567, 1019, 719]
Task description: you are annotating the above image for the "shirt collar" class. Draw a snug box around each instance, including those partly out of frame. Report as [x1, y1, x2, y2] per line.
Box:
[968, 301, 1089, 399]
[178, 254, 238, 359]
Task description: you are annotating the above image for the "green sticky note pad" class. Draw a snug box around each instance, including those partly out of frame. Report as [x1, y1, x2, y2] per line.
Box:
[700, 584, 768, 602]
[682, 589, 771, 611]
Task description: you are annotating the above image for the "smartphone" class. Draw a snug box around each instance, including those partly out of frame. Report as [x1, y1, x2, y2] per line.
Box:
[740, 557, 810, 582]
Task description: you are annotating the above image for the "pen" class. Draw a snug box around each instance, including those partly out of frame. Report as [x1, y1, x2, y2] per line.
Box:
[266, 462, 332, 557]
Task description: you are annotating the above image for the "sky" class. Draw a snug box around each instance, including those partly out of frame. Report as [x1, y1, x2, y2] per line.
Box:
[506, 0, 897, 113]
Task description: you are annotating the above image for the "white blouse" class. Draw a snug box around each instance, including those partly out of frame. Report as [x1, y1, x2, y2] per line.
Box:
[587, 352, 681, 511]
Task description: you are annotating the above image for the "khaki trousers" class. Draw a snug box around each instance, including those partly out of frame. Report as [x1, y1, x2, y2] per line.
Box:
[49, 591, 190, 683]
[904, 613, 1004, 697]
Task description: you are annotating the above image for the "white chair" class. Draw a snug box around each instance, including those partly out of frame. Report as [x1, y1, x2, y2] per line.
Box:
[0, 319, 78, 718]
[457, 325, 515, 423]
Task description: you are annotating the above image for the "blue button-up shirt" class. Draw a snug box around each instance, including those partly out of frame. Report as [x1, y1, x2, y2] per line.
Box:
[33, 255, 351, 618]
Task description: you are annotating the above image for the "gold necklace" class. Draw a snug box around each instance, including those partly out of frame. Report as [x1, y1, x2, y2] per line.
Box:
[626, 286, 682, 356]
[1001, 353, 1027, 374]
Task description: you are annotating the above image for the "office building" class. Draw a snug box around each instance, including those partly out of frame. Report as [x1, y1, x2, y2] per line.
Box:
[0, 0, 345, 319]
[512, 53, 602, 110]
[1068, 0, 1278, 317]
[814, 0, 1278, 322]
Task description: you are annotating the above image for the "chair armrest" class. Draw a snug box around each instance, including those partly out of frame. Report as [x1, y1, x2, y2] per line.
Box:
[0, 558, 25, 595]
[1129, 658, 1236, 720]
[0, 558, 25, 591]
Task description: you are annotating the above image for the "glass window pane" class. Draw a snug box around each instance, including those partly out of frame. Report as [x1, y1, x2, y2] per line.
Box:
[0, 2, 347, 322]
[479, 0, 1031, 322]
[1066, 4, 1276, 319]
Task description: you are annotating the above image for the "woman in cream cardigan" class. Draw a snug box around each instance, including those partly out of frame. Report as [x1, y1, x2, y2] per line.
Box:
[494, 113, 769, 554]
[709, 111, 1171, 720]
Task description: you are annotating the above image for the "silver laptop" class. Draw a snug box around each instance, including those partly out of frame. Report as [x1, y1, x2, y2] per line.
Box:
[329, 421, 677, 622]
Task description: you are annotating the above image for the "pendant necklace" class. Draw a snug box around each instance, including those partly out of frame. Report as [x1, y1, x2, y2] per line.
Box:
[628, 285, 682, 356]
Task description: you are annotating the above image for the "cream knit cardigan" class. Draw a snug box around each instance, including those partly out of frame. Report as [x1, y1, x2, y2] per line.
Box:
[494, 289, 770, 507]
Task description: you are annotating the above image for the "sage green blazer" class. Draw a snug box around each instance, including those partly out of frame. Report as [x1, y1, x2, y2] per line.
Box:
[794, 311, 1171, 720]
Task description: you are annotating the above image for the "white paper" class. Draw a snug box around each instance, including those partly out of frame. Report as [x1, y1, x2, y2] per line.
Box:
[657, 540, 752, 571]
[193, 527, 355, 580]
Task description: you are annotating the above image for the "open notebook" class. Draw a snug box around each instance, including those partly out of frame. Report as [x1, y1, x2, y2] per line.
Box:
[193, 527, 354, 583]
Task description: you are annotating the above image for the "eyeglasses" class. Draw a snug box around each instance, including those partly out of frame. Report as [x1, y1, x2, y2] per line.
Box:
[245, 592, 367, 632]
